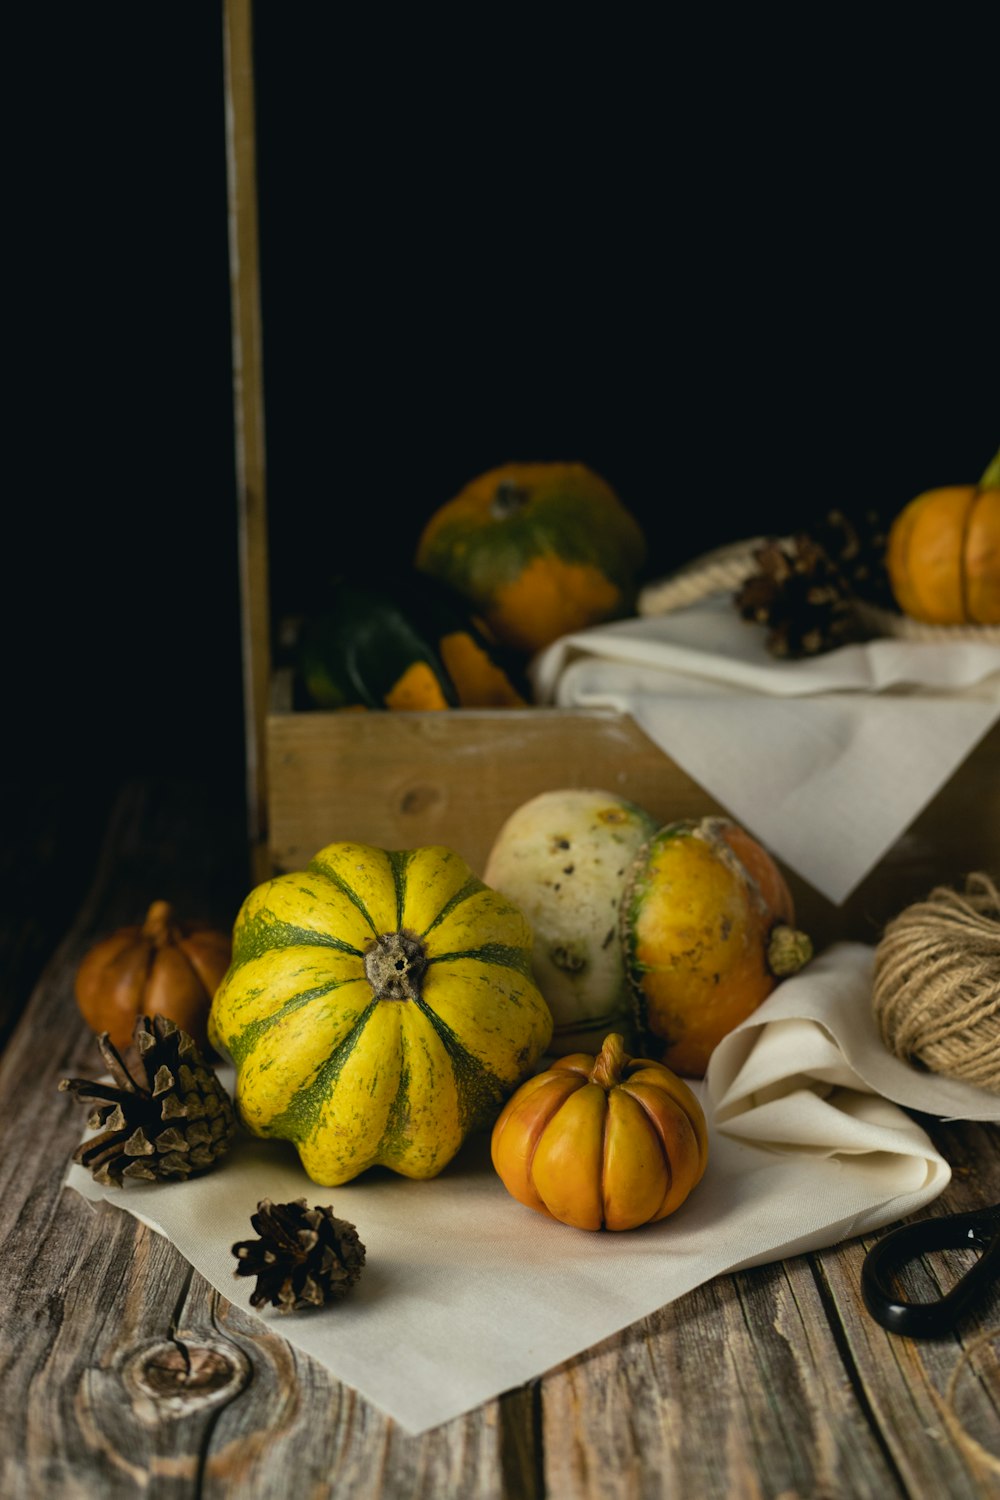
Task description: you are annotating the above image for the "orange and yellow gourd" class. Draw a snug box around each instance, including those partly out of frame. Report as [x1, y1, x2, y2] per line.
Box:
[621, 817, 812, 1078]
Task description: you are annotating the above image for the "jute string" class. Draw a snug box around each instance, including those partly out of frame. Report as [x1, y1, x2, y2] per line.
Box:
[873, 874, 1000, 1094]
[875, 879, 1000, 1472]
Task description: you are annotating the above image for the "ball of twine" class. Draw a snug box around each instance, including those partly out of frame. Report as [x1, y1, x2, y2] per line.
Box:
[873, 873, 1000, 1093]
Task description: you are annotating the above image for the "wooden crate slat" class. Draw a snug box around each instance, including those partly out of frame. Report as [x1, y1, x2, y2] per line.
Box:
[266, 709, 1000, 951]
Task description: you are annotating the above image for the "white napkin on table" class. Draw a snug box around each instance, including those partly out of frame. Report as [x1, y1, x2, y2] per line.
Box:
[530, 596, 1000, 904]
[64, 947, 999, 1435]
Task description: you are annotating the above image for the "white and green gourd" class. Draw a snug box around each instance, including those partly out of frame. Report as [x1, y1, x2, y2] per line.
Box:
[482, 789, 658, 1054]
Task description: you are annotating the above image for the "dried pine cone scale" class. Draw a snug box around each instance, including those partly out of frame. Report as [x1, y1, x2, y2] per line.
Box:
[60, 1015, 236, 1186]
[233, 1198, 366, 1314]
[735, 534, 862, 658]
[734, 506, 894, 659]
[811, 506, 894, 608]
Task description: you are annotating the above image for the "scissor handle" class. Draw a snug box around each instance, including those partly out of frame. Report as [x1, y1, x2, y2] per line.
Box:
[861, 1206, 1000, 1338]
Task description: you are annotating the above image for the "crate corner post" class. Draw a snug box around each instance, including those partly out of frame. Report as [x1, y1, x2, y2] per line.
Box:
[223, 0, 272, 878]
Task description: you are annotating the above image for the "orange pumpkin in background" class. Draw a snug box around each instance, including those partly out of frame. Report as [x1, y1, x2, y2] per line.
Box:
[491, 1033, 708, 1232]
[621, 818, 812, 1078]
[414, 461, 647, 656]
[75, 900, 231, 1054]
[886, 447, 1000, 625]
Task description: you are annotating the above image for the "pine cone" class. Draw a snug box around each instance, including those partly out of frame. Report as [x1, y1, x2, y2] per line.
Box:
[232, 1198, 366, 1314]
[60, 1015, 236, 1186]
[735, 535, 862, 658]
[809, 506, 894, 608]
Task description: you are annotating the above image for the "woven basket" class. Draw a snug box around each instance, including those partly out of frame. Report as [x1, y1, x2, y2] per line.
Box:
[638, 539, 1000, 645]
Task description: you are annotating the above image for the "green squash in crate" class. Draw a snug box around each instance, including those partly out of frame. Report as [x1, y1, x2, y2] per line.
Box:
[296, 573, 528, 711]
[208, 840, 554, 1185]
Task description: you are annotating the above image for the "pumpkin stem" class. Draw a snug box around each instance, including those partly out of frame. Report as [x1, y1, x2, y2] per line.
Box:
[589, 1033, 628, 1090]
[364, 930, 428, 1001]
[142, 900, 175, 948]
[490, 479, 530, 520]
[979, 447, 1000, 490]
[767, 924, 813, 978]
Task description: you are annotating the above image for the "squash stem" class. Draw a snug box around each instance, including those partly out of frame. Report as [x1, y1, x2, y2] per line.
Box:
[767, 924, 813, 978]
[142, 900, 175, 948]
[979, 447, 1000, 490]
[364, 930, 427, 1001]
[490, 479, 530, 520]
[590, 1033, 628, 1090]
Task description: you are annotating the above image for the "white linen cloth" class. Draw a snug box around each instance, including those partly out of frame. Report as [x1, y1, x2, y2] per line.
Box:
[529, 595, 1000, 904]
[706, 941, 1000, 1131]
[64, 945, 1000, 1435]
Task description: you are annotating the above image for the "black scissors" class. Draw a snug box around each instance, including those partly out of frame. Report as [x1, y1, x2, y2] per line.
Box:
[861, 1203, 1000, 1338]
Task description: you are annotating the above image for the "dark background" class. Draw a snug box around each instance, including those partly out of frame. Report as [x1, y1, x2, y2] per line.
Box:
[7, 6, 999, 805]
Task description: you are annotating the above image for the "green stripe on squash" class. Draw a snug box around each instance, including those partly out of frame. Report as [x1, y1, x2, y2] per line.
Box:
[262, 999, 379, 1137]
[232, 912, 362, 967]
[226, 977, 357, 1069]
[427, 943, 534, 979]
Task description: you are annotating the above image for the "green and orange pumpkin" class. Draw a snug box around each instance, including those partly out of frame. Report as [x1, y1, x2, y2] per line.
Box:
[208, 841, 553, 1185]
[415, 462, 647, 655]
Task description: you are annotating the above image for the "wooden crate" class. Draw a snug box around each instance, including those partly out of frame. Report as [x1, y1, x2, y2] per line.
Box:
[224, 0, 999, 950]
[264, 697, 1000, 952]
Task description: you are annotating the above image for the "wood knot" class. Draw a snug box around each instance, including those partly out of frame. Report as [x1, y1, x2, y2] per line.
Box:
[400, 784, 442, 816]
[124, 1337, 250, 1420]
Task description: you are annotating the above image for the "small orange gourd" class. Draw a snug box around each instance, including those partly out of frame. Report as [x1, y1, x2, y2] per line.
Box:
[75, 900, 231, 1054]
[490, 1033, 708, 1231]
[886, 447, 1000, 625]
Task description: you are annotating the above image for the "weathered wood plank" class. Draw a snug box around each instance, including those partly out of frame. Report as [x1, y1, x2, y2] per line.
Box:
[536, 1117, 1000, 1500]
[0, 780, 250, 1498]
[538, 1259, 909, 1500]
[2, 1187, 529, 1500]
[811, 1119, 1000, 1500]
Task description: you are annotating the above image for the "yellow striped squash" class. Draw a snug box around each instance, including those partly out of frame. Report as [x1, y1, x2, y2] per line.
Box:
[209, 842, 553, 1185]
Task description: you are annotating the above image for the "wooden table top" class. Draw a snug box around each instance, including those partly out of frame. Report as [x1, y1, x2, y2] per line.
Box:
[2, 777, 998, 1499]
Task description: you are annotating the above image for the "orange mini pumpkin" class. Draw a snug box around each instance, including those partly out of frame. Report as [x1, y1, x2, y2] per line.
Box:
[886, 447, 1000, 625]
[491, 1033, 708, 1232]
[75, 900, 231, 1054]
[414, 461, 647, 656]
[621, 818, 812, 1078]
